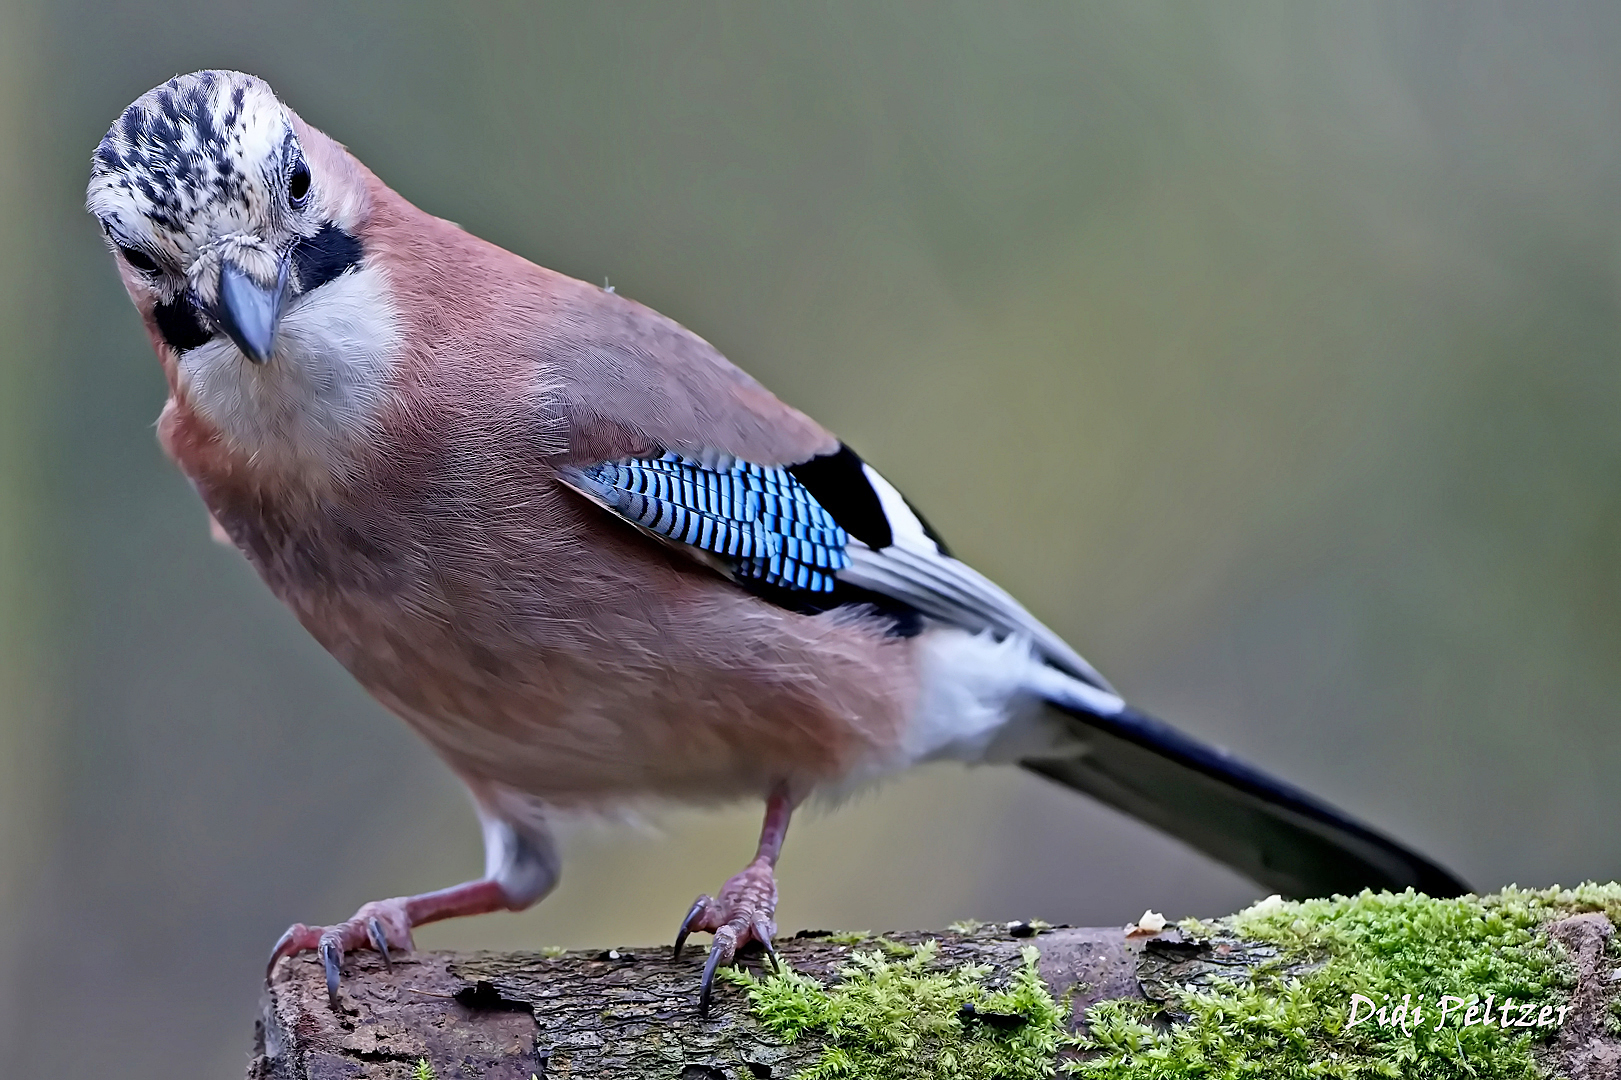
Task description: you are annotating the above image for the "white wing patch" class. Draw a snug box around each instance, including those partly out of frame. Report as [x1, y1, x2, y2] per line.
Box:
[861, 463, 939, 553]
[839, 463, 1118, 694]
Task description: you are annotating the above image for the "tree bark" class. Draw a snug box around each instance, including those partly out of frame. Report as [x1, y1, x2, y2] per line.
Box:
[249, 915, 1621, 1079]
[248, 923, 1149, 1079]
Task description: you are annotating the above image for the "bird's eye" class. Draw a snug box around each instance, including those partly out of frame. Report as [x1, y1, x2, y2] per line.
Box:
[288, 160, 311, 209]
[118, 245, 159, 274]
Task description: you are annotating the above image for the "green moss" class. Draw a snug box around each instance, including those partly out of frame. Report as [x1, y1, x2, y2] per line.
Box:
[1074, 884, 1621, 1080]
[727, 886, 1621, 1080]
[412, 1059, 435, 1080]
[722, 939, 1066, 1078]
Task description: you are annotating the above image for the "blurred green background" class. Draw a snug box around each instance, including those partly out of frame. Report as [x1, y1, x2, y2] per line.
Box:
[5, 2, 1621, 1075]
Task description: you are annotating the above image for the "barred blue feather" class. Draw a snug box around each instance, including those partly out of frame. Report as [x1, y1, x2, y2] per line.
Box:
[571, 453, 851, 593]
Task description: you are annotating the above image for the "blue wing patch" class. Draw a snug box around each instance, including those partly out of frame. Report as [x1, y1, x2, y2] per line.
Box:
[570, 453, 851, 593]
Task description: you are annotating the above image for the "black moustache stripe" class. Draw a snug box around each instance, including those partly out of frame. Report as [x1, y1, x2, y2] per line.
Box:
[291, 225, 363, 293]
[153, 295, 214, 352]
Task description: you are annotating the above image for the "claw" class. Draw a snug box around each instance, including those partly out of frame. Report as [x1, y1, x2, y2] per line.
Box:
[755, 920, 780, 971]
[267, 927, 296, 983]
[674, 895, 709, 959]
[267, 924, 314, 984]
[698, 942, 729, 1018]
[366, 916, 392, 972]
[319, 935, 344, 1009]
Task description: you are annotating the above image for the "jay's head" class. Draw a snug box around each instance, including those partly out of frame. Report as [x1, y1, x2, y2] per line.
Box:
[88, 71, 401, 474]
[86, 70, 371, 365]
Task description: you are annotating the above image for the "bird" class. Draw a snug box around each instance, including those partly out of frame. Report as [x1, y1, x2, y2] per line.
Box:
[86, 70, 1467, 1017]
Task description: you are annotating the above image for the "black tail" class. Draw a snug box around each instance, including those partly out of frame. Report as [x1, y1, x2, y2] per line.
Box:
[1025, 703, 1469, 899]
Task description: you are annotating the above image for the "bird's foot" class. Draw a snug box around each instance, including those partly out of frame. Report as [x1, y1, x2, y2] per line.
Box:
[673, 855, 780, 1016]
[267, 898, 415, 1009]
[266, 879, 514, 1010]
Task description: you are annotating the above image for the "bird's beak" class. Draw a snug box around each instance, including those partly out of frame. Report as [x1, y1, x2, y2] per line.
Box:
[211, 254, 290, 364]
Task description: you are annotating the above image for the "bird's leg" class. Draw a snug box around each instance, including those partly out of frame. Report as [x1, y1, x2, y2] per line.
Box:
[674, 786, 794, 1016]
[267, 812, 558, 1009]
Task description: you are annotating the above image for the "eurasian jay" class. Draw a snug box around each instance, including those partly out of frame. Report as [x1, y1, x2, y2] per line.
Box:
[86, 71, 1467, 1015]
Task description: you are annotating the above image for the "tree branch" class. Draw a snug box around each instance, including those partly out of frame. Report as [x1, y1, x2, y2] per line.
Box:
[250, 898, 1621, 1080]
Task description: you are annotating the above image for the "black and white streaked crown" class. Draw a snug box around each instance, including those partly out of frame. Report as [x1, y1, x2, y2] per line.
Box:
[87, 71, 300, 277]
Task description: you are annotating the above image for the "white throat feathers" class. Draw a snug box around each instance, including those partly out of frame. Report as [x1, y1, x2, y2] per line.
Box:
[176, 261, 401, 477]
